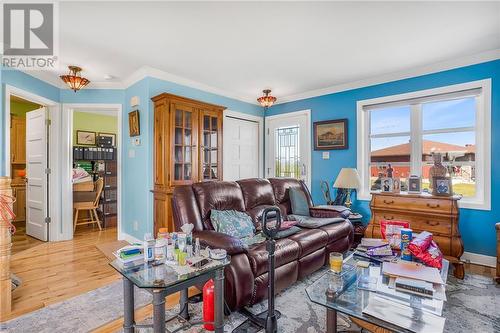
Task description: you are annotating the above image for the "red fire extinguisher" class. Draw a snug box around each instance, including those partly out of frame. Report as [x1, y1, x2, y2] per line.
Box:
[203, 279, 215, 331]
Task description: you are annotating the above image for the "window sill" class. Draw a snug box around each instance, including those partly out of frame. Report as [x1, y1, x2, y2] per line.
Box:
[356, 191, 490, 211]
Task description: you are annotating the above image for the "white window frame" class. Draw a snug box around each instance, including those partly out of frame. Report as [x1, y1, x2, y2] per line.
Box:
[357, 79, 491, 210]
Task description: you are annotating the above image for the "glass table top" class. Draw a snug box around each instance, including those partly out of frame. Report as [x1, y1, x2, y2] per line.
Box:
[110, 257, 230, 289]
[306, 253, 449, 333]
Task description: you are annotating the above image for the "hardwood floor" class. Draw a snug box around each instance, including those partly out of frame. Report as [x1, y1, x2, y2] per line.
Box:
[11, 223, 43, 255]
[8, 227, 120, 321]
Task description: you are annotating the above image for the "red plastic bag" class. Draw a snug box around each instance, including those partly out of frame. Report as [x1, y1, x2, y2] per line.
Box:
[380, 220, 410, 249]
[418, 241, 443, 269]
[408, 231, 433, 256]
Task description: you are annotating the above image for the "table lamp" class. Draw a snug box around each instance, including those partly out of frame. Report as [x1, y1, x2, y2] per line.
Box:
[333, 168, 361, 209]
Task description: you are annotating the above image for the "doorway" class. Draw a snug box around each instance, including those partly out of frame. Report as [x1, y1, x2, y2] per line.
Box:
[223, 110, 264, 180]
[265, 110, 311, 188]
[62, 104, 122, 240]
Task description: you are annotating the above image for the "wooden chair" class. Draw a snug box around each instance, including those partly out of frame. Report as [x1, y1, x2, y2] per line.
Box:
[73, 178, 104, 232]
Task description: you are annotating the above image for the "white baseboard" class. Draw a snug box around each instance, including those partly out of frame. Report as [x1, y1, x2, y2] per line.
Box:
[119, 231, 141, 245]
[460, 251, 497, 268]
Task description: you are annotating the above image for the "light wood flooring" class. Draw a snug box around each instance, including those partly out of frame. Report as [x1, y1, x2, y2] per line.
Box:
[11, 222, 43, 255]
[8, 227, 120, 321]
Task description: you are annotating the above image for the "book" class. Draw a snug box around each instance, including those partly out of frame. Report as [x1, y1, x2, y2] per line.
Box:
[382, 261, 444, 285]
[395, 277, 433, 298]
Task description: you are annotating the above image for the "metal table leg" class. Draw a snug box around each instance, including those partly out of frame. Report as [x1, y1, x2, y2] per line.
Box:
[123, 277, 135, 333]
[326, 308, 337, 333]
[153, 290, 166, 333]
[179, 288, 190, 320]
[214, 268, 225, 333]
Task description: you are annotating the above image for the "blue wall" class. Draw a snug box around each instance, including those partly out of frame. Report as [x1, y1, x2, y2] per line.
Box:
[1, 70, 263, 241]
[120, 77, 263, 240]
[268, 60, 500, 257]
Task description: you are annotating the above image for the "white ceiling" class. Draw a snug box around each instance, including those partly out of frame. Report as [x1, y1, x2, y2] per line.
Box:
[32, 2, 500, 104]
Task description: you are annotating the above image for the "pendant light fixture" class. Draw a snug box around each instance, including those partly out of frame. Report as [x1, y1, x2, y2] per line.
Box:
[60, 66, 90, 92]
[257, 89, 277, 109]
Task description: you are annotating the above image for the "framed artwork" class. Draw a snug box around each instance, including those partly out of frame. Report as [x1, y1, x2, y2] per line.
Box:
[381, 178, 393, 192]
[433, 176, 453, 196]
[76, 130, 96, 146]
[98, 132, 116, 146]
[128, 110, 140, 137]
[313, 119, 348, 150]
[408, 175, 422, 194]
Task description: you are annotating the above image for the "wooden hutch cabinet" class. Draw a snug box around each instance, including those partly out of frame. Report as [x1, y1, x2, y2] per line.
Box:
[151, 93, 225, 233]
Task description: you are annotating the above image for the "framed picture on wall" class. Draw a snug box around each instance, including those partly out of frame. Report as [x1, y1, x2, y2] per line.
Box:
[98, 132, 116, 147]
[76, 130, 96, 146]
[128, 110, 140, 137]
[313, 119, 348, 150]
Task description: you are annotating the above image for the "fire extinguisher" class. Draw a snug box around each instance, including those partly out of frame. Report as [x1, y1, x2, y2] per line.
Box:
[203, 279, 215, 331]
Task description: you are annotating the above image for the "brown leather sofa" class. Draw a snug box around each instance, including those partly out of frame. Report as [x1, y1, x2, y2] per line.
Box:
[172, 178, 354, 311]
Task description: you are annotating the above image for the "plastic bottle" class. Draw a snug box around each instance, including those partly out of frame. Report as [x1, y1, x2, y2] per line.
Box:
[144, 233, 155, 262]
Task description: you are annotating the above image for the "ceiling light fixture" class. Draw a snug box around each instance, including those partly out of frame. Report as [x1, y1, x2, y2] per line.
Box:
[257, 89, 277, 109]
[60, 66, 90, 92]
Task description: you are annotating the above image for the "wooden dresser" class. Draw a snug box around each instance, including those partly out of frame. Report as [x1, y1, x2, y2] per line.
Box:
[365, 192, 464, 278]
[151, 93, 225, 234]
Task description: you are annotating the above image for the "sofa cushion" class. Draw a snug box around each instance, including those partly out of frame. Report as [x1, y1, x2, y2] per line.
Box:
[192, 181, 246, 228]
[246, 204, 276, 229]
[320, 219, 354, 243]
[289, 188, 310, 216]
[246, 238, 300, 276]
[210, 210, 255, 239]
[288, 228, 328, 257]
[268, 178, 313, 217]
[288, 215, 345, 228]
[275, 226, 301, 239]
[237, 178, 275, 209]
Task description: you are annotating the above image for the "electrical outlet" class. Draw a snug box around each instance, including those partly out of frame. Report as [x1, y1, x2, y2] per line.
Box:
[133, 220, 139, 231]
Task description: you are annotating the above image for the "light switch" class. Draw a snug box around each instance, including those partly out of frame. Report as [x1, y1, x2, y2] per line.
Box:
[128, 149, 135, 158]
[322, 152, 330, 160]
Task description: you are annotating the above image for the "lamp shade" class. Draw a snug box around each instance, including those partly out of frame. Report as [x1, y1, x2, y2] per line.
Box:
[333, 168, 361, 189]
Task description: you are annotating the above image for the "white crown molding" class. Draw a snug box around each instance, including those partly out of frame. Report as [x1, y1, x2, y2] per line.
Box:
[123, 65, 258, 104]
[12, 48, 500, 106]
[276, 48, 500, 104]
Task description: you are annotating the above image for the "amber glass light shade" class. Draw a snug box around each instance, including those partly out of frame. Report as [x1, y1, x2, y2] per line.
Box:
[60, 66, 90, 92]
[257, 89, 277, 108]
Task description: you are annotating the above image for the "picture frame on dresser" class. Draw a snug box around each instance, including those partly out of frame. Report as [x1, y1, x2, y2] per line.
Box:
[408, 175, 421, 194]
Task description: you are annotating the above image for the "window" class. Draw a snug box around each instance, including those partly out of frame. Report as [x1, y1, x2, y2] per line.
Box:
[357, 80, 491, 210]
[275, 126, 301, 178]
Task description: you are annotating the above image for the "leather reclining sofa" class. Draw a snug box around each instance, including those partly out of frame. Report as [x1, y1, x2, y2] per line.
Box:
[172, 178, 354, 311]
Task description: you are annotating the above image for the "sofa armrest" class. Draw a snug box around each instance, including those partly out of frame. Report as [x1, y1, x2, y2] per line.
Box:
[193, 230, 247, 255]
[309, 206, 351, 219]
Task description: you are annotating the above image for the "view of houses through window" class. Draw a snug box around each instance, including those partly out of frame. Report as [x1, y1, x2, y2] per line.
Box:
[369, 96, 477, 198]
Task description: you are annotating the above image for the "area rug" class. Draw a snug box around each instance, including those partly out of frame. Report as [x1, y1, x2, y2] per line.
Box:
[2, 268, 499, 333]
[96, 240, 130, 261]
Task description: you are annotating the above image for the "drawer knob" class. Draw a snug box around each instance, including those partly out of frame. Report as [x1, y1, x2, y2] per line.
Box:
[383, 200, 395, 204]
[427, 203, 440, 209]
[383, 215, 395, 220]
[426, 220, 439, 226]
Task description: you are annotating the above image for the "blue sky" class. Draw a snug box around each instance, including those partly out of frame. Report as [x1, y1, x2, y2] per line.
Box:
[371, 97, 475, 151]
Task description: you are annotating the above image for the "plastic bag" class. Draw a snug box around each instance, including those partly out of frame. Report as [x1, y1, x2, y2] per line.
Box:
[408, 231, 433, 256]
[380, 220, 410, 249]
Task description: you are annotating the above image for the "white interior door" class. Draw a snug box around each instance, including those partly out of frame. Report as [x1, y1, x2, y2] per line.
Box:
[223, 117, 260, 180]
[26, 108, 48, 241]
[266, 111, 311, 187]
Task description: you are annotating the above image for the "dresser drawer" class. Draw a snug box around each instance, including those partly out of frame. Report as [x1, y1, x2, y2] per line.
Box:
[369, 225, 451, 255]
[373, 213, 451, 236]
[373, 195, 452, 214]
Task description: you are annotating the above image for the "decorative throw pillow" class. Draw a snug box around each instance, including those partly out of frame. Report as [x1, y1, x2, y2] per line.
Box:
[289, 188, 310, 216]
[210, 210, 255, 239]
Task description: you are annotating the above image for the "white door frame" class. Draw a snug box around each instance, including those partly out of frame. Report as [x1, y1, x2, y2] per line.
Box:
[223, 110, 264, 178]
[4, 85, 61, 241]
[61, 103, 123, 241]
[265, 109, 312, 188]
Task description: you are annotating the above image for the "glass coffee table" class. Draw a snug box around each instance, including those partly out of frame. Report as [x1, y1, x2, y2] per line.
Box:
[306, 253, 449, 333]
[110, 257, 230, 333]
